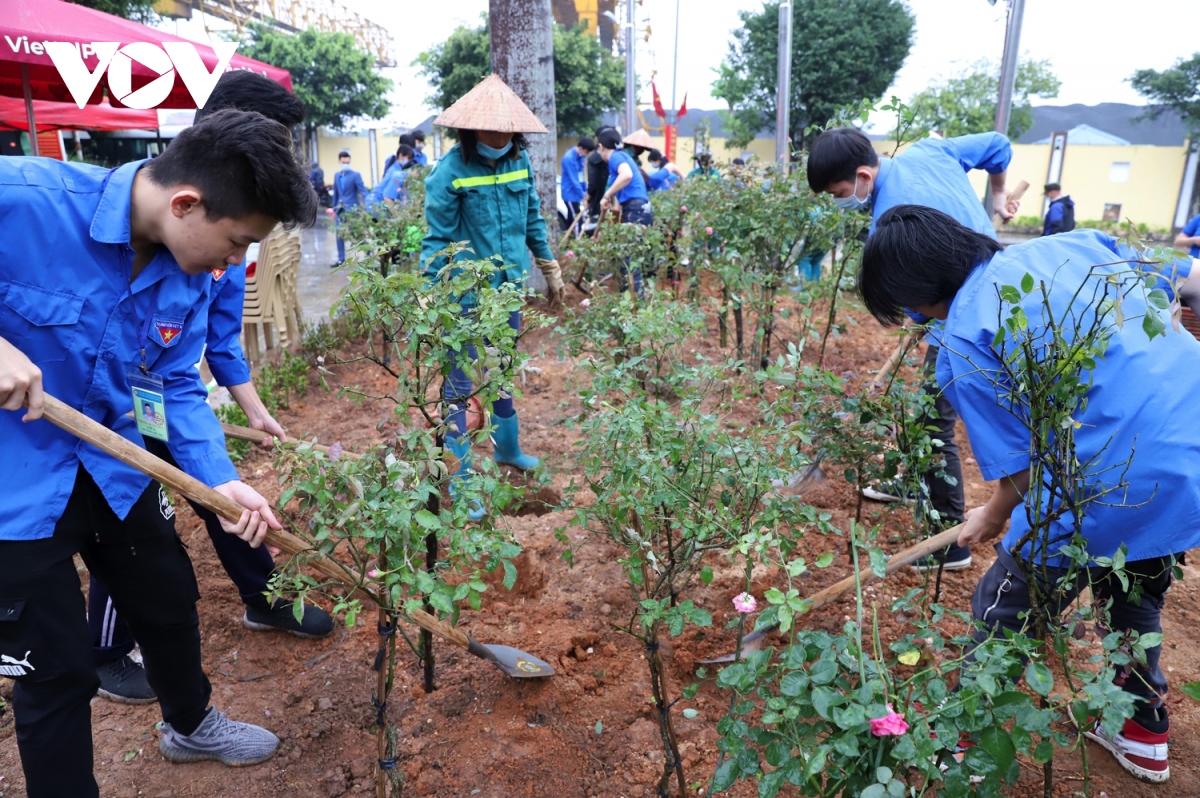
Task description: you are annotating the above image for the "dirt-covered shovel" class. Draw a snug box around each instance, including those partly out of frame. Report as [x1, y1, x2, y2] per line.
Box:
[39, 393, 554, 679]
[697, 523, 963, 665]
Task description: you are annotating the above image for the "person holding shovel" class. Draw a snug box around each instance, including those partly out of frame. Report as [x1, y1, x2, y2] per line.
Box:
[420, 74, 565, 520]
[0, 109, 317, 797]
[807, 126, 1021, 573]
[859, 204, 1200, 783]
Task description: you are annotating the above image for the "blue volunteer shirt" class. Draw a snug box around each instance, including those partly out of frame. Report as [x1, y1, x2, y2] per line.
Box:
[413, 150, 428, 166]
[934, 229, 1200, 566]
[204, 262, 251, 387]
[560, 148, 586, 203]
[0, 158, 238, 541]
[1182, 213, 1200, 259]
[382, 166, 409, 203]
[608, 149, 648, 204]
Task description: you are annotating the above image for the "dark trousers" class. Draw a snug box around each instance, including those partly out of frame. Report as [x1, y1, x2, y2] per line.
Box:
[0, 466, 212, 798]
[922, 345, 965, 530]
[971, 545, 1172, 723]
[444, 310, 521, 436]
[89, 438, 276, 664]
[619, 199, 653, 296]
[561, 200, 581, 231]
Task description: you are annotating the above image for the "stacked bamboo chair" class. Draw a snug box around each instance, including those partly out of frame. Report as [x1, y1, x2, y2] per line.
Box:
[241, 226, 304, 364]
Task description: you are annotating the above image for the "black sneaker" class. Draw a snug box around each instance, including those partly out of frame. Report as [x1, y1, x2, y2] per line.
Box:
[97, 655, 158, 705]
[243, 601, 334, 639]
[861, 480, 919, 504]
[911, 542, 973, 572]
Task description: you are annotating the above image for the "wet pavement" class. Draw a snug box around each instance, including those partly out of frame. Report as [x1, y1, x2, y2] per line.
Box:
[298, 216, 350, 323]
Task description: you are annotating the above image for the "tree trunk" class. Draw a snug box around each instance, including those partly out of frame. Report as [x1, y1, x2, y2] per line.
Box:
[491, 0, 558, 294]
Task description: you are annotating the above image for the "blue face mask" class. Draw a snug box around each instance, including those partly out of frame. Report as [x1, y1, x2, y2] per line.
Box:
[476, 140, 513, 160]
[832, 175, 870, 211]
[339, 162, 351, 172]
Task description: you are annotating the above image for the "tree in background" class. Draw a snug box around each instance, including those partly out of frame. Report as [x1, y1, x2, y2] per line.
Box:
[712, 0, 914, 149]
[68, 0, 156, 22]
[415, 17, 625, 135]
[908, 59, 1060, 140]
[240, 25, 391, 140]
[1131, 53, 1200, 140]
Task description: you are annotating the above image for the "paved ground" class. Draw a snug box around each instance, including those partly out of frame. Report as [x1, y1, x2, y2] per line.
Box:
[298, 215, 350, 323]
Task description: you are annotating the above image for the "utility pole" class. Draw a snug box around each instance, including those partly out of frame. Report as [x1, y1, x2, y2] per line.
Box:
[490, 0, 557, 287]
[774, 0, 793, 162]
[987, 0, 1025, 216]
[625, 0, 637, 134]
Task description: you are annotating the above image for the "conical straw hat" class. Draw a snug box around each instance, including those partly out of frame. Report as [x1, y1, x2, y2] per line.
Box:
[434, 74, 549, 134]
[622, 129, 654, 150]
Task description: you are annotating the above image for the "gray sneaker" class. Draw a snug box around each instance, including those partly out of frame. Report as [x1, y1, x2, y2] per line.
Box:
[158, 708, 279, 766]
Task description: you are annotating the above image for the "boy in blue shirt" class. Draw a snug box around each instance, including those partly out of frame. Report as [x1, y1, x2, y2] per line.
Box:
[860, 204, 1200, 784]
[597, 128, 650, 224]
[560, 136, 593, 230]
[411, 128, 429, 166]
[86, 71, 334, 708]
[1174, 211, 1200, 258]
[331, 149, 367, 266]
[0, 109, 317, 797]
[807, 127, 1021, 572]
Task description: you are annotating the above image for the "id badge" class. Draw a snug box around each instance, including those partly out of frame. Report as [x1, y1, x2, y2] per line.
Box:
[129, 371, 169, 442]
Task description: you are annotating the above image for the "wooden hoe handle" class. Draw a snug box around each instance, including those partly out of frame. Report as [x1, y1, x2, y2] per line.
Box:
[219, 420, 358, 460]
[40, 394, 364, 589]
[408, 608, 471, 650]
[991, 179, 1030, 227]
[804, 524, 963, 614]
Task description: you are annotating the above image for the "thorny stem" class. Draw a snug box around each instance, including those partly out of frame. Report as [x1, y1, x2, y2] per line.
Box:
[817, 242, 851, 368]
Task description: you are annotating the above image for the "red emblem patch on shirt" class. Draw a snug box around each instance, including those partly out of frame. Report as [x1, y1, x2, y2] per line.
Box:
[156, 320, 184, 346]
[212, 268, 226, 281]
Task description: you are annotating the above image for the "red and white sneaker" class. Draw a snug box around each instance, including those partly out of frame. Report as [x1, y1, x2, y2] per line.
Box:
[1084, 717, 1170, 783]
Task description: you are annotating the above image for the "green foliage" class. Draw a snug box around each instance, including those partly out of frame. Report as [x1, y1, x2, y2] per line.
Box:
[256, 350, 309, 414]
[414, 19, 625, 135]
[214, 403, 251, 461]
[908, 59, 1061, 139]
[712, 0, 915, 148]
[1130, 53, 1200, 139]
[67, 0, 155, 22]
[240, 25, 391, 130]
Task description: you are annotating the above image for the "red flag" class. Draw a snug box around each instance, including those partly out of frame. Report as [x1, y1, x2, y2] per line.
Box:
[677, 93, 688, 119]
[651, 82, 666, 119]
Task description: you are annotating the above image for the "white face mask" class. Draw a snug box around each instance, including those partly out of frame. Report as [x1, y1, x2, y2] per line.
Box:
[832, 174, 870, 211]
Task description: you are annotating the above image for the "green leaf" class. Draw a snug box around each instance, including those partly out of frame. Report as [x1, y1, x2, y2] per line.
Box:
[700, 565, 714, 585]
[860, 785, 886, 798]
[1032, 740, 1054, 764]
[682, 708, 699, 719]
[1179, 681, 1200, 702]
[868, 547, 888, 579]
[682, 682, 700, 700]
[979, 726, 1016, 775]
[711, 758, 738, 791]
[1020, 273, 1034, 293]
[594, 720, 603, 735]
[815, 551, 835, 568]
[502, 560, 518, 591]
[999, 285, 1022, 304]
[1025, 661, 1054, 696]
[414, 509, 440, 530]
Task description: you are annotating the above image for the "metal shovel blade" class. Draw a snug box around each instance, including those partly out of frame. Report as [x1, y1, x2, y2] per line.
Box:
[467, 638, 556, 678]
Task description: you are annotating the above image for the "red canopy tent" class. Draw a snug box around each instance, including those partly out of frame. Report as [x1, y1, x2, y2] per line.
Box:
[0, 0, 291, 154]
[0, 95, 158, 131]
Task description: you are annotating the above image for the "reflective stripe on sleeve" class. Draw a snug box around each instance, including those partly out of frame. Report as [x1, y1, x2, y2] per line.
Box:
[451, 169, 530, 190]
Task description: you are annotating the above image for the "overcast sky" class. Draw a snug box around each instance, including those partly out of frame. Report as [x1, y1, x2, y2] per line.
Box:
[174, 0, 1200, 129]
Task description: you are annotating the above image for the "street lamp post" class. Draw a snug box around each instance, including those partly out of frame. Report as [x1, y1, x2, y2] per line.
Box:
[775, 1, 793, 162]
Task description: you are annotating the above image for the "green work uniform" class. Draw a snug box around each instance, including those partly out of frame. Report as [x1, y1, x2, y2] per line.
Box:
[421, 144, 553, 305]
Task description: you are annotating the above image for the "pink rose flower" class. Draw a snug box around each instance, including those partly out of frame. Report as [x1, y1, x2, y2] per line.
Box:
[705, 226, 714, 235]
[681, 205, 688, 212]
[732, 592, 756, 613]
[580, 298, 591, 308]
[566, 250, 576, 259]
[869, 705, 909, 737]
[367, 569, 382, 579]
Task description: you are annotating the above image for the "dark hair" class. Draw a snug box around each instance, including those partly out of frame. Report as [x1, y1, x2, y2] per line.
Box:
[732, 157, 746, 166]
[597, 128, 623, 150]
[577, 136, 595, 152]
[456, 129, 527, 163]
[807, 127, 879, 193]
[411, 129, 426, 142]
[396, 143, 415, 166]
[194, 71, 305, 127]
[1044, 182, 1061, 192]
[595, 124, 614, 138]
[147, 109, 318, 229]
[647, 148, 665, 164]
[338, 149, 351, 160]
[859, 205, 1002, 325]
[399, 133, 416, 148]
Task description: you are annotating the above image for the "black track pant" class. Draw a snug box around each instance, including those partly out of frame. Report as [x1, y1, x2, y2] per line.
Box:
[0, 465, 211, 798]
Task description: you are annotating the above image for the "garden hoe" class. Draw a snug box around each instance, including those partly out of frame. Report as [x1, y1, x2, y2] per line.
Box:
[697, 523, 963, 665]
[39, 394, 554, 679]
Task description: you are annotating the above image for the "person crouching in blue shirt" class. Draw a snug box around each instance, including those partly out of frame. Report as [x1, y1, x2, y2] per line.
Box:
[0, 109, 318, 797]
[560, 135, 593, 230]
[596, 128, 651, 295]
[646, 148, 684, 191]
[807, 126, 1021, 573]
[331, 148, 367, 266]
[860, 204, 1200, 785]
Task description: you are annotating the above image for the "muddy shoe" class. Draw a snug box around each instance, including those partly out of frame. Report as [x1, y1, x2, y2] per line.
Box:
[97, 655, 158, 705]
[159, 708, 279, 766]
[1085, 715, 1170, 783]
[243, 601, 334, 639]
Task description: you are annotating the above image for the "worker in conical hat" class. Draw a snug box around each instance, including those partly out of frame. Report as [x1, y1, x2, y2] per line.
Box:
[420, 73, 564, 520]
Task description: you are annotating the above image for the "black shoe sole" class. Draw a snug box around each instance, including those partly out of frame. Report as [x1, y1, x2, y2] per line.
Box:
[97, 687, 159, 705]
[242, 612, 334, 639]
[911, 556, 973, 573]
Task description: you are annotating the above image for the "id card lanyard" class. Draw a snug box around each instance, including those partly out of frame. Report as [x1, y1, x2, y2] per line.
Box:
[126, 252, 169, 442]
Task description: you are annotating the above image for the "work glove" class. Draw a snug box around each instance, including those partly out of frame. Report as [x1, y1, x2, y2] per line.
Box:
[536, 257, 565, 308]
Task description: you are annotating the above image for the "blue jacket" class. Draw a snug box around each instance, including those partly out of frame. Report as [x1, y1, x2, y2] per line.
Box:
[1042, 195, 1075, 236]
[381, 165, 410, 204]
[204, 263, 251, 386]
[332, 167, 367, 211]
[421, 144, 553, 301]
[1181, 213, 1200, 258]
[413, 150, 428, 166]
[934, 229, 1200, 565]
[607, 149, 648, 204]
[560, 148, 586, 202]
[368, 162, 402, 206]
[0, 158, 238, 541]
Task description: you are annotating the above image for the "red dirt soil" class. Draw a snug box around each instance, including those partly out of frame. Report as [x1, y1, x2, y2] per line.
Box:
[1, 290, 1197, 798]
